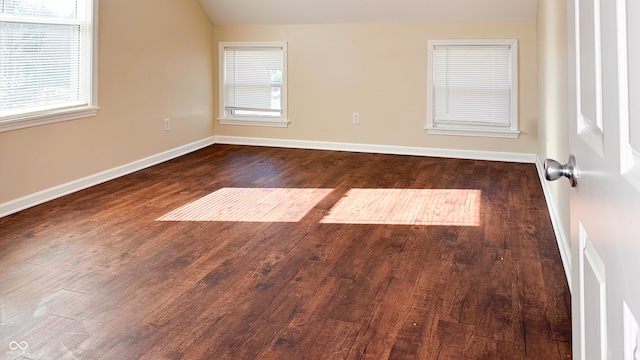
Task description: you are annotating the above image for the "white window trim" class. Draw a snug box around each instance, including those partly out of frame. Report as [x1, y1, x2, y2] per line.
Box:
[0, 0, 99, 133]
[218, 41, 289, 128]
[426, 39, 519, 139]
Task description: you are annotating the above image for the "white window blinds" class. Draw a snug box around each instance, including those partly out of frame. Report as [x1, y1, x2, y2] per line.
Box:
[433, 45, 512, 126]
[224, 46, 283, 117]
[0, 0, 95, 120]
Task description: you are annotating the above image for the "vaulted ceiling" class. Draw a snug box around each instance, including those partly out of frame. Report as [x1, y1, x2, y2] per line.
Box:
[198, 0, 538, 25]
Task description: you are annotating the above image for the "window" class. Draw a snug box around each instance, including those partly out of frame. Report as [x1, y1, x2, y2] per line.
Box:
[426, 39, 519, 138]
[218, 42, 288, 128]
[0, 0, 98, 132]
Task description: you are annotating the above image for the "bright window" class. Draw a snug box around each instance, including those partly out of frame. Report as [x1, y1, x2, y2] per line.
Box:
[0, 0, 98, 132]
[426, 39, 519, 138]
[218, 42, 288, 128]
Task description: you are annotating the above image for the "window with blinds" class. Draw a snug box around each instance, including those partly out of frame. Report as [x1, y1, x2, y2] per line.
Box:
[219, 42, 288, 128]
[0, 0, 98, 131]
[426, 39, 519, 138]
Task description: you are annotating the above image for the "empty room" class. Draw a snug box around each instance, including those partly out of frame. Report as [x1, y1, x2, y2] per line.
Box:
[1, 0, 639, 359]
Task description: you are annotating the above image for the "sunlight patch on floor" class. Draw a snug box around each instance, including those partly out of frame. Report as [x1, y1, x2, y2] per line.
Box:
[320, 189, 481, 226]
[157, 188, 333, 222]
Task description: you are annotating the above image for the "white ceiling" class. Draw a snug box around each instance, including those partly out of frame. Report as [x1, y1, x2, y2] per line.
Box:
[198, 0, 538, 25]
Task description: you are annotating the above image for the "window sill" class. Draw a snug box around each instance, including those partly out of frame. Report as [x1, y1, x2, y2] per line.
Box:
[426, 126, 520, 139]
[218, 117, 289, 128]
[0, 106, 99, 133]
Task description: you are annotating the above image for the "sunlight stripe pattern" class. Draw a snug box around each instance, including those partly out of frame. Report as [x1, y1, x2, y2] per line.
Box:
[320, 189, 481, 226]
[157, 188, 332, 222]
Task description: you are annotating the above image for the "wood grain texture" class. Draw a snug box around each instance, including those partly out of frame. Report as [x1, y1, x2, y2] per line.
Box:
[0, 145, 571, 359]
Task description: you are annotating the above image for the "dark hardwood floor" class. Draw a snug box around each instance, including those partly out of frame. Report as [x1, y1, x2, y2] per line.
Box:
[0, 145, 571, 359]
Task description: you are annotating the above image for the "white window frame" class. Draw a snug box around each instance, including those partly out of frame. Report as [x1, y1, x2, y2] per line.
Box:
[426, 39, 519, 139]
[0, 0, 99, 133]
[218, 42, 288, 128]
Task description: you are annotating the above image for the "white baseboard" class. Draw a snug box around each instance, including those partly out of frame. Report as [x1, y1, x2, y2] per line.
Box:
[0, 137, 216, 218]
[535, 156, 572, 293]
[214, 136, 538, 163]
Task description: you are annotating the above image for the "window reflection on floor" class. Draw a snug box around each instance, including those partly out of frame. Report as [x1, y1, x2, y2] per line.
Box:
[320, 189, 481, 226]
[157, 187, 332, 222]
[157, 187, 481, 226]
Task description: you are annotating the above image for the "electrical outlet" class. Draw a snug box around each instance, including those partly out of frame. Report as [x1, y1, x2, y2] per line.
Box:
[352, 112, 360, 125]
[164, 118, 171, 131]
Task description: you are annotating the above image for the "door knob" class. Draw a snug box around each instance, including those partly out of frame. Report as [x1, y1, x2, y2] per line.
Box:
[544, 155, 578, 187]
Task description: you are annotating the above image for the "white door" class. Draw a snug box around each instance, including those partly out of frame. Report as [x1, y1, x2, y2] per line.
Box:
[566, 0, 640, 359]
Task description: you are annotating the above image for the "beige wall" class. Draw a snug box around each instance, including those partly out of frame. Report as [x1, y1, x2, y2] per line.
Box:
[0, 0, 214, 204]
[213, 21, 538, 153]
[537, 0, 570, 244]
[1, 12, 541, 209]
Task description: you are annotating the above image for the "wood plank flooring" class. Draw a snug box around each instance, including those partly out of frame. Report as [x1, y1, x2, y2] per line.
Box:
[0, 145, 571, 359]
